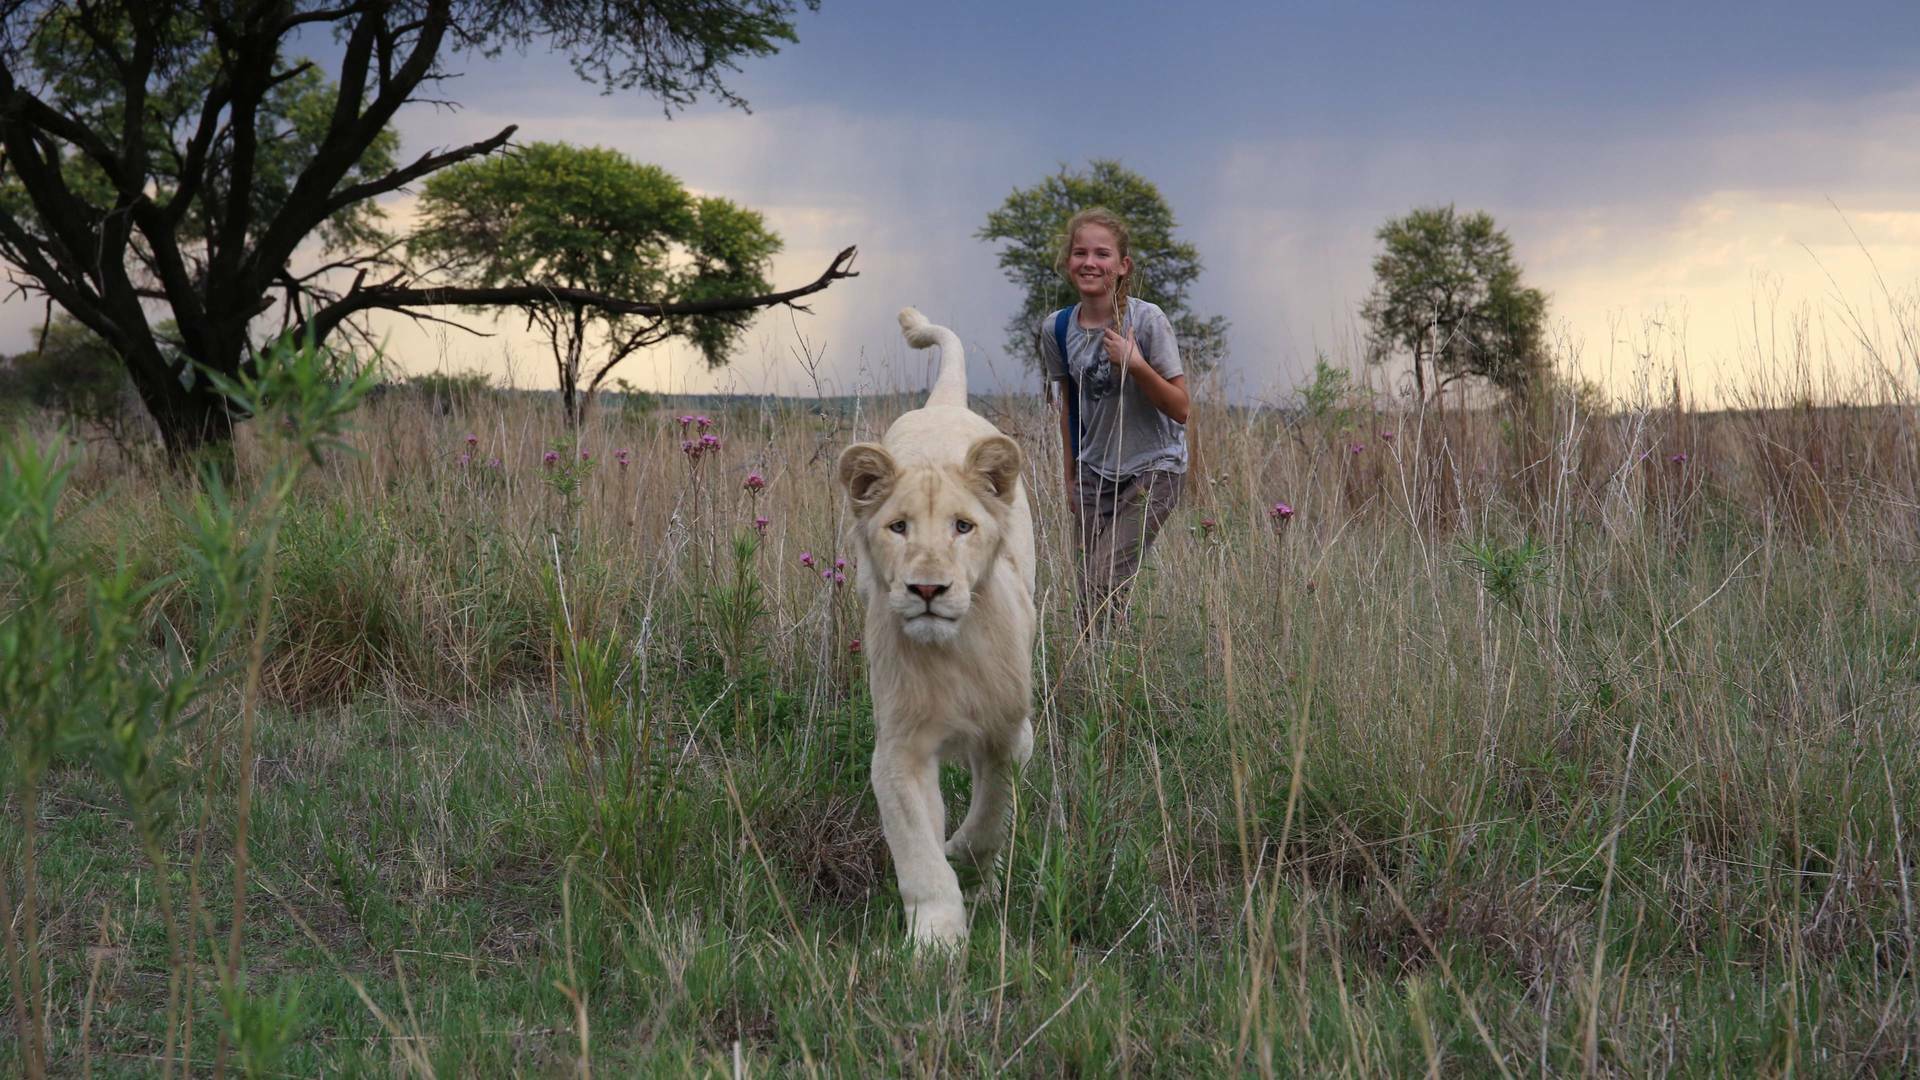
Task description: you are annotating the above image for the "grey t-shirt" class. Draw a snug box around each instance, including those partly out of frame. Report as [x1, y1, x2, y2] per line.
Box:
[1037, 297, 1187, 479]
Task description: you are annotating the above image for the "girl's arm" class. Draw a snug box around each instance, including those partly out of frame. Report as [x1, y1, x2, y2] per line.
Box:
[1129, 365, 1188, 425]
[1101, 326, 1189, 424]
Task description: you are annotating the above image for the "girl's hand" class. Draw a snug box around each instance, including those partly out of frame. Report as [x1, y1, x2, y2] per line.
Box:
[1100, 326, 1140, 370]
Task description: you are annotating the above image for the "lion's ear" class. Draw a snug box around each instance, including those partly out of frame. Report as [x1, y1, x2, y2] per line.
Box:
[964, 434, 1023, 504]
[837, 443, 897, 514]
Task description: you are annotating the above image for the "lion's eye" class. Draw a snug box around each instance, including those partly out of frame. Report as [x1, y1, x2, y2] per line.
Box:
[954, 519, 974, 535]
[888, 520, 908, 535]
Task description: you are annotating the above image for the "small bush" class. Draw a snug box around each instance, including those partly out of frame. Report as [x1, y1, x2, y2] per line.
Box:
[401, 367, 496, 413]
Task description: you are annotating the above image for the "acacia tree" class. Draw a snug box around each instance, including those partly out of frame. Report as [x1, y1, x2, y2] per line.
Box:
[0, 0, 855, 459]
[411, 141, 778, 427]
[978, 159, 1228, 375]
[1360, 205, 1547, 403]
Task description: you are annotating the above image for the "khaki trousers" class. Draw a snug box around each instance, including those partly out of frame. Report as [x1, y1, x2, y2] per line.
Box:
[1073, 466, 1184, 626]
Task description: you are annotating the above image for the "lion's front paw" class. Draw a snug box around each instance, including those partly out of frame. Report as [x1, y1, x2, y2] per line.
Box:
[906, 901, 967, 951]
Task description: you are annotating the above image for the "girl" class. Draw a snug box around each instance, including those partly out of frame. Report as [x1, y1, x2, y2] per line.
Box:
[1037, 207, 1190, 631]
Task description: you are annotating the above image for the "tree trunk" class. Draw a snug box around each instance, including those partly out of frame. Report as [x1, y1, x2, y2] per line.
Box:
[120, 337, 240, 471]
[147, 381, 238, 471]
[565, 306, 586, 433]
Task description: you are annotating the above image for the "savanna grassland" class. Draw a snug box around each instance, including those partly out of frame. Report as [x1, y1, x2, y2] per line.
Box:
[5, 337, 1920, 1077]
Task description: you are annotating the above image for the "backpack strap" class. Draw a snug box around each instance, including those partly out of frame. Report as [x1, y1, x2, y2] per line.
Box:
[1053, 305, 1080, 462]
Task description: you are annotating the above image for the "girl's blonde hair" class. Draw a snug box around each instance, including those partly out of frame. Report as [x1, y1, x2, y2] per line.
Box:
[1056, 207, 1133, 334]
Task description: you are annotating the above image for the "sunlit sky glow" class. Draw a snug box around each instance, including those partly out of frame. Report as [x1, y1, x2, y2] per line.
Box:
[6, 1, 1920, 406]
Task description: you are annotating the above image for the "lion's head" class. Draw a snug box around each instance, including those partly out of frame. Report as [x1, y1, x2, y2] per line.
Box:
[837, 434, 1024, 646]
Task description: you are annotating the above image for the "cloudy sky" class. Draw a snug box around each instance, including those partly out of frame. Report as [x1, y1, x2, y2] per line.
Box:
[8, 0, 1920, 405]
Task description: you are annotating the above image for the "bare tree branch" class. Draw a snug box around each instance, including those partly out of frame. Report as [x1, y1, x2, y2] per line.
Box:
[322, 125, 516, 215]
[302, 245, 859, 345]
[277, 1, 386, 35]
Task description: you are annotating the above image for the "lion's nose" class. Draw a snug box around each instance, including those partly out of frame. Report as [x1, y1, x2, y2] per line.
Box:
[908, 582, 949, 602]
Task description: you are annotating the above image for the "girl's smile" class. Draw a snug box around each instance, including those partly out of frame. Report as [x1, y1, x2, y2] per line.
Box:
[1066, 224, 1131, 300]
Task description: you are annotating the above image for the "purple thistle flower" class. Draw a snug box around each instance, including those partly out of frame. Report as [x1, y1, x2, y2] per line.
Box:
[542, 450, 560, 467]
[831, 571, 846, 585]
[753, 515, 769, 533]
[487, 457, 501, 469]
[743, 471, 766, 492]
[457, 453, 471, 467]
[579, 450, 592, 463]
[695, 415, 713, 431]
[677, 414, 695, 430]
[1378, 430, 1396, 442]
[821, 568, 834, 581]
[800, 551, 815, 568]
[681, 439, 697, 458]
[615, 448, 631, 468]
[464, 432, 478, 447]
[849, 638, 862, 654]
[1348, 442, 1366, 455]
[1270, 501, 1295, 521]
[1668, 451, 1689, 465]
[700, 433, 721, 450]
[833, 557, 847, 571]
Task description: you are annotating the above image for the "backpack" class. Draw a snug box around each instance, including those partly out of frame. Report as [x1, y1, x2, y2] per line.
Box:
[1053, 305, 1081, 461]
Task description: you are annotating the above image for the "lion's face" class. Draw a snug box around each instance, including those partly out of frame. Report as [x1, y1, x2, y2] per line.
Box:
[838, 435, 1024, 647]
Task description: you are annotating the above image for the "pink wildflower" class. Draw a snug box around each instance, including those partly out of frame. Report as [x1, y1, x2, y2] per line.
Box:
[486, 457, 501, 469]
[677, 414, 695, 430]
[1270, 501, 1295, 521]
[1378, 430, 1396, 443]
[579, 450, 592, 463]
[753, 515, 769, 533]
[695, 415, 713, 431]
[800, 551, 815, 568]
[743, 471, 766, 493]
[832, 571, 846, 586]
[700, 433, 721, 450]
[457, 453, 471, 467]
[614, 448, 631, 468]
[542, 450, 560, 467]
[849, 638, 862, 654]
[1668, 451, 1689, 465]
[1348, 442, 1366, 455]
[821, 568, 834, 581]
[464, 432, 478, 448]
[833, 557, 847, 571]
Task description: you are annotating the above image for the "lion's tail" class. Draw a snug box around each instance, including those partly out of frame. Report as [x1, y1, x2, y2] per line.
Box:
[898, 307, 967, 409]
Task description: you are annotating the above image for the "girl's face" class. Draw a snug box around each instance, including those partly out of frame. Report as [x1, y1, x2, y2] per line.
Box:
[1066, 224, 1131, 300]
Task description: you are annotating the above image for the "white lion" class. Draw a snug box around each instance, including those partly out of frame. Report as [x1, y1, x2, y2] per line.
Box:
[836, 308, 1036, 949]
